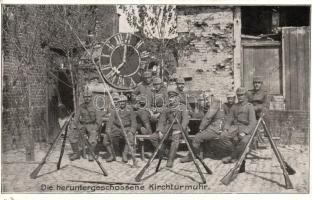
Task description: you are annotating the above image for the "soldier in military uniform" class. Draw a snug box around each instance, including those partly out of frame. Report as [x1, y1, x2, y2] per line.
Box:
[247, 75, 267, 119]
[133, 71, 153, 108]
[103, 94, 137, 163]
[221, 87, 257, 164]
[150, 77, 168, 123]
[133, 95, 153, 135]
[149, 88, 189, 168]
[175, 77, 188, 105]
[68, 89, 99, 162]
[180, 94, 234, 163]
[224, 92, 236, 115]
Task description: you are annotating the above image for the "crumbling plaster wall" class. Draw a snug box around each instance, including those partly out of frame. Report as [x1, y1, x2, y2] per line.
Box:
[176, 6, 235, 99]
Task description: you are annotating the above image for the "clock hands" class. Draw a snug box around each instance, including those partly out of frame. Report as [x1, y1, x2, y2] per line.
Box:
[112, 45, 127, 74]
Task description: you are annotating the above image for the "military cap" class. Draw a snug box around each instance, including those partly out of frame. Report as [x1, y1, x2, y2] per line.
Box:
[176, 77, 185, 84]
[153, 77, 162, 84]
[226, 91, 236, 98]
[111, 92, 120, 100]
[83, 89, 92, 97]
[253, 75, 264, 83]
[167, 85, 179, 97]
[143, 71, 152, 78]
[118, 94, 128, 102]
[137, 95, 147, 103]
[236, 87, 247, 95]
[89, 75, 99, 81]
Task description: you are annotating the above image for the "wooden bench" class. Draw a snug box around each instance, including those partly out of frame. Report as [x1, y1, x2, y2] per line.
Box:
[134, 134, 197, 161]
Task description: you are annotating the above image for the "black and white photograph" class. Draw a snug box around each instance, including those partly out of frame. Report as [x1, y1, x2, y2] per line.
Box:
[1, 3, 310, 195]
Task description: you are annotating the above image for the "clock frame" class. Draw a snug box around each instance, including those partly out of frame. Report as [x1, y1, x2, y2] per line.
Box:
[94, 33, 150, 90]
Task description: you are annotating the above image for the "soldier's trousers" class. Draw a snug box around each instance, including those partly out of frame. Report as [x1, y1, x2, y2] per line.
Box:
[68, 124, 98, 145]
[149, 130, 181, 150]
[102, 128, 134, 149]
[193, 129, 233, 151]
[230, 134, 251, 159]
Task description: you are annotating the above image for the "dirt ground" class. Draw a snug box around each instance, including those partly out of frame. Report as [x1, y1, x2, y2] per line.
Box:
[1, 143, 309, 193]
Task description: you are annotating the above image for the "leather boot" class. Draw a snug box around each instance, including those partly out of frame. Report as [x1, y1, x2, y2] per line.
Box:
[180, 145, 200, 163]
[166, 142, 179, 168]
[105, 145, 116, 162]
[69, 143, 80, 161]
[122, 145, 129, 163]
[180, 152, 192, 163]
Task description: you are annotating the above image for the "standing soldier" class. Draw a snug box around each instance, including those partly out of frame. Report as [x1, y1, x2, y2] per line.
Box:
[68, 89, 98, 162]
[103, 94, 137, 163]
[150, 88, 189, 168]
[247, 75, 267, 119]
[152, 77, 168, 108]
[133, 71, 153, 108]
[180, 95, 234, 163]
[221, 87, 257, 164]
[175, 77, 188, 106]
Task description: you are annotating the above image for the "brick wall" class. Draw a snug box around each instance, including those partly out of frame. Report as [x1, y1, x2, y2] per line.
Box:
[2, 5, 118, 152]
[2, 6, 48, 152]
[176, 6, 235, 100]
[266, 110, 309, 145]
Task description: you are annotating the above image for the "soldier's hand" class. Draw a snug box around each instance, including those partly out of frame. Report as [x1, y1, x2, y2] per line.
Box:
[220, 130, 229, 137]
[239, 132, 246, 137]
[158, 131, 163, 139]
[233, 136, 239, 143]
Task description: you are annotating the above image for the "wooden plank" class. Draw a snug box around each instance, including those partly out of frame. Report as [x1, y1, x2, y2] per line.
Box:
[283, 28, 291, 110]
[289, 28, 299, 110]
[243, 47, 254, 89]
[233, 7, 242, 90]
[296, 27, 305, 111]
[303, 27, 310, 111]
[241, 41, 281, 47]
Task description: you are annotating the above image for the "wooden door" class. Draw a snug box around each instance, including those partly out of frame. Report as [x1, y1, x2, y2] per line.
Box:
[242, 41, 282, 95]
[282, 27, 310, 111]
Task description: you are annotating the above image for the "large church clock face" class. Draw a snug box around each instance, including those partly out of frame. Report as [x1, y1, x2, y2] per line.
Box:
[95, 33, 150, 90]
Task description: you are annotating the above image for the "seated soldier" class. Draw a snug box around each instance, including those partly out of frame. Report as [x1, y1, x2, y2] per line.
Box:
[221, 87, 257, 164]
[133, 95, 153, 135]
[149, 88, 189, 168]
[68, 89, 98, 162]
[102, 94, 137, 163]
[150, 77, 168, 124]
[180, 94, 234, 163]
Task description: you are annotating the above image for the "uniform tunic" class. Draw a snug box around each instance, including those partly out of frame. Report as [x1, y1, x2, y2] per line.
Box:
[192, 99, 233, 151]
[68, 102, 98, 144]
[224, 100, 257, 158]
[247, 88, 267, 118]
[103, 106, 137, 146]
[133, 83, 153, 108]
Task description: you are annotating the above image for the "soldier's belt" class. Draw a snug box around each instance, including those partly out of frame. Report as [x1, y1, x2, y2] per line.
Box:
[235, 120, 249, 126]
[80, 121, 96, 125]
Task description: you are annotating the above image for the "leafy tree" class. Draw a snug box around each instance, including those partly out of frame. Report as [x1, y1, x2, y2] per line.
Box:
[119, 5, 177, 81]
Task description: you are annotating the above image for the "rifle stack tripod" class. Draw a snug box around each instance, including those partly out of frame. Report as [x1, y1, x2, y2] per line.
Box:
[220, 114, 296, 189]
